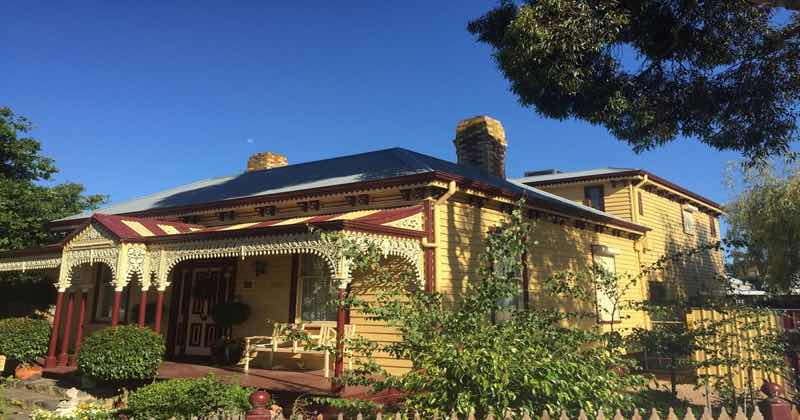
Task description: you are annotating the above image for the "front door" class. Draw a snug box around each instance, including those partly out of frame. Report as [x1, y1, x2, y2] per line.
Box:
[173, 265, 234, 357]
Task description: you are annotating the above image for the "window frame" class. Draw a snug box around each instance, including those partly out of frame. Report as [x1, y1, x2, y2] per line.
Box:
[637, 191, 644, 216]
[681, 205, 696, 235]
[591, 246, 620, 323]
[583, 185, 606, 211]
[709, 213, 717, 237]
[294, 254, 338, 325]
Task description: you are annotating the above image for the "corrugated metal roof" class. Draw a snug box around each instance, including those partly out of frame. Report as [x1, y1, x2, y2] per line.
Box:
[56, 148, 643, 231]
[513, 167, 636, 184]
[72, 206, 423, 242]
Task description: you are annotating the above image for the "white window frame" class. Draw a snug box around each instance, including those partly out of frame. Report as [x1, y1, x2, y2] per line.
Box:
[592, 245, 619, 323]
[682, 205, 697, 235]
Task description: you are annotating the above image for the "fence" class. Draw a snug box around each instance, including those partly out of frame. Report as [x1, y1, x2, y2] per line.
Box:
[686, 308, 788, 391]
[233, 388, 795, 420]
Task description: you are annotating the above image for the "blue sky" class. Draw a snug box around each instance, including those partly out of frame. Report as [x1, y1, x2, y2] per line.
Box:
[3, 1, 780, 222]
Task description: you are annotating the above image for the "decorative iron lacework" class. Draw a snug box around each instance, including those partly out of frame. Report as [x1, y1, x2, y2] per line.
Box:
[0, 227, 423, 292]
[147, 230, 423, 289]
[0, 255, 61, 273]
[60, 246, 120, 289]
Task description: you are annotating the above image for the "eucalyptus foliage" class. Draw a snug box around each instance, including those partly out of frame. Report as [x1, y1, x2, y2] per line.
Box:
[469, 1, 800, 162]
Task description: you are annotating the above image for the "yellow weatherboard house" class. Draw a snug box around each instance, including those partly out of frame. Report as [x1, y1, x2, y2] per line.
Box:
[0, 116, 724, 381]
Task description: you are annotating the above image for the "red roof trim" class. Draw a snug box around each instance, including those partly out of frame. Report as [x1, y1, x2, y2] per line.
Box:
[59, 213, 206, 244]
[140, 219, 425, 243]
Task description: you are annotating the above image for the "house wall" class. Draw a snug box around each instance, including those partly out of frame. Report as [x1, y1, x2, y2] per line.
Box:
[635, 187, 724, 298]
[435, 198, 648, 332]
[535, 181, 724, 300]
[536, 181, 633, 221]
[48, 182, 676, 374]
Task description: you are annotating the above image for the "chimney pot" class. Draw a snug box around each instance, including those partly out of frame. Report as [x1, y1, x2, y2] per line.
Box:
[247, 152, 288, 172]
[453, 115, 507, 178]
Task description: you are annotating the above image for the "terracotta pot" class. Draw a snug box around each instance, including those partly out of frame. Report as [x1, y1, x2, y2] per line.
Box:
[15, 364, 43, 381]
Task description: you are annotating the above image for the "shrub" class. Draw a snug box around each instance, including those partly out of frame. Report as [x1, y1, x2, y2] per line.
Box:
[126, 374, 252, 419]
[30, 402, 116, 420]
[0, 317, 51, 365]
[77, 325, 164, 383]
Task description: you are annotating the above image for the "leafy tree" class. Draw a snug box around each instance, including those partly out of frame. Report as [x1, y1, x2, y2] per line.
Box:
[0, 107, 106, 316]
[319, 202, 647, 417]
[468, 1, 800, 162]
[725, 162, 800, 292]
[0, 107, 106, 252]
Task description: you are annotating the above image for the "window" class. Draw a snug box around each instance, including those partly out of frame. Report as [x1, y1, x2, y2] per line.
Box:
[648, 281, 668, 304]
[592, 248, 619, 322]
[681, 205, 696, 234]
[93, 265, 130, 322]
[583, 186, 605, 211]
[298, 255, 338, 323]
[709, 214, 717, 237]
[637, 191, 644, 216]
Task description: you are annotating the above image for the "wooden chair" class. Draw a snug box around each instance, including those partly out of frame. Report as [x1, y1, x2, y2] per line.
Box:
[240, 322, 357, 378]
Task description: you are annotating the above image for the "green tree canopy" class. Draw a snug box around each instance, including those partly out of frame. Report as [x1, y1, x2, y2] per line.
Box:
[469, 1, 800, 162]
[0, 106, 106, 251]
[726, 162, 800, 292]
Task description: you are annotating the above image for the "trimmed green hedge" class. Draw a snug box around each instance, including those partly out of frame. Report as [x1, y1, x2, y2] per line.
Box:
[126, 374, 252, 419]
[0, 317, 51, 364]
[77, 325, 164, 383]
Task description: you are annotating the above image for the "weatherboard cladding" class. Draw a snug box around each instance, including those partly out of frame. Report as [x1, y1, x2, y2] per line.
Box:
[513, 167, 722, 211]
[56, 148, 645, 232]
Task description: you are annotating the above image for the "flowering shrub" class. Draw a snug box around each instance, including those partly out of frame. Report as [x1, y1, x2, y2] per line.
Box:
[30, 401, 115, 420]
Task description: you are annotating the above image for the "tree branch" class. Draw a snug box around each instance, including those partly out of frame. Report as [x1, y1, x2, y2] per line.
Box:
[748, 0, 800, 11]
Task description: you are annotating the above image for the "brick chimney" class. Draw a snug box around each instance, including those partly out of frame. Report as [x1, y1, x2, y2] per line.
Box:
[246, 152, 288, 172]
[453, 116, 507, 178]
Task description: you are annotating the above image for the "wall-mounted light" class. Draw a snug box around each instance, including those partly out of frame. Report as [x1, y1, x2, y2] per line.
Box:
[253, 261, 268, 277]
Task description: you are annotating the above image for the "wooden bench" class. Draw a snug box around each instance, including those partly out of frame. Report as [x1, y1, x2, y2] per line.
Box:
[240, 322, 356, 378]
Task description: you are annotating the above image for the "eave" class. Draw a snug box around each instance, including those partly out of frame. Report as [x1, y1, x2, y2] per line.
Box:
[521, 170, 723, 214]
[47, 171, 649, 235]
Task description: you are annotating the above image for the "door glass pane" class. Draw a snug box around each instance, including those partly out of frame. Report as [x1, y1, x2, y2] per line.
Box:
[300, 255, 337, 322]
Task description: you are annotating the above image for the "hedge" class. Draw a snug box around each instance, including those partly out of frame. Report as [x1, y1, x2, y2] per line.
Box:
[77, 325, 165, 383]
[126, 374, 252, 419]
[0, 317, 51, 364]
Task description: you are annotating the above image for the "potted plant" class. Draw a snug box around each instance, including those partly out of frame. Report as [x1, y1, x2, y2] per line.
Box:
[0, 317, 51, 380]
[210, 301, 251, 365]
